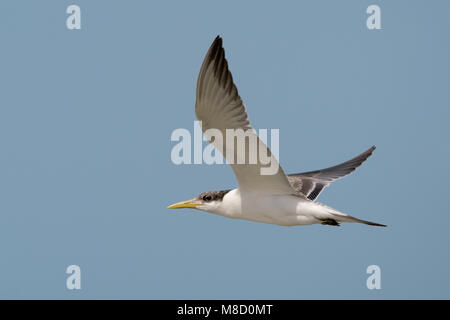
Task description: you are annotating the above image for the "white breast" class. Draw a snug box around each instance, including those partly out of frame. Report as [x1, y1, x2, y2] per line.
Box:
[213, 189, 322, 226]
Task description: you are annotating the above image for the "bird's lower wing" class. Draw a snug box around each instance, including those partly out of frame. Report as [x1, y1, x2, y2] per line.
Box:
[288, 146, 376, 200]
[195, 36, 296, 195]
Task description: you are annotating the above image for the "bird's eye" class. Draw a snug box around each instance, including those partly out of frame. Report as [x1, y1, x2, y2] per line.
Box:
[202, 195, 212, 201]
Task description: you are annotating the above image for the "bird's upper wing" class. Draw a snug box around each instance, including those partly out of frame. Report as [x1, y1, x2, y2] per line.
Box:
[195, 36, 296, 195]
[287, 146, 376, 200]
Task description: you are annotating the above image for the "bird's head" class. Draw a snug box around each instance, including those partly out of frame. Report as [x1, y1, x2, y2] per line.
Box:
[167, 190, 231, 213]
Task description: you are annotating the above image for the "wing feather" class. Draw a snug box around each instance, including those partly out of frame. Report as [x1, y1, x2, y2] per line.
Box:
[195, 36, 296, 195]
[288, 146, 376, 200]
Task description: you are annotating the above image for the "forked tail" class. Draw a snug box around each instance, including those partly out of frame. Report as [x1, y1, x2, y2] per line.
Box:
[346, 215, 387, 227]
[315, 202, 387, 227]
[325, 206, 387, 227]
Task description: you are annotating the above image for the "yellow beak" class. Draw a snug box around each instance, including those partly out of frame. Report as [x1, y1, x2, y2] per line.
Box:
[167, 198, 202, 209]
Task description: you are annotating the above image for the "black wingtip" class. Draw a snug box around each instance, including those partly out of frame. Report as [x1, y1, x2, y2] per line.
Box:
[364, 145, 376, 157]
[351, 145, 376, 167]
[212, 35, 222, 48]
[206, 36, 223, 63]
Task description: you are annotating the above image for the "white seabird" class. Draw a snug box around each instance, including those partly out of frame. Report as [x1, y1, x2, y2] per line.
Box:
[168, 36, 386, 227]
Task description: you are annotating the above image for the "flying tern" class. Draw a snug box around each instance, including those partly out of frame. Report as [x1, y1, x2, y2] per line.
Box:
[168, 36, 386, 227]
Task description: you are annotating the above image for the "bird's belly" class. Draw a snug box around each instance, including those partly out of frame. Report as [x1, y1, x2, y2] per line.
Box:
[238, 193, 320, 226]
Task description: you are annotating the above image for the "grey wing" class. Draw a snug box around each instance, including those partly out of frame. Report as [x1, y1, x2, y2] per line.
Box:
[288, 146, 376, 200]
[195, 36, 296, 195]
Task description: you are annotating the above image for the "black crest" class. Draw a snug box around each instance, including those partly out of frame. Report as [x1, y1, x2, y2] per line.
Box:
[197, 190, 231, 202]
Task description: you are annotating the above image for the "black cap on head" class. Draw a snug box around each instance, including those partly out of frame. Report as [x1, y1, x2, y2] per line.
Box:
[198, 190, 231, 202]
